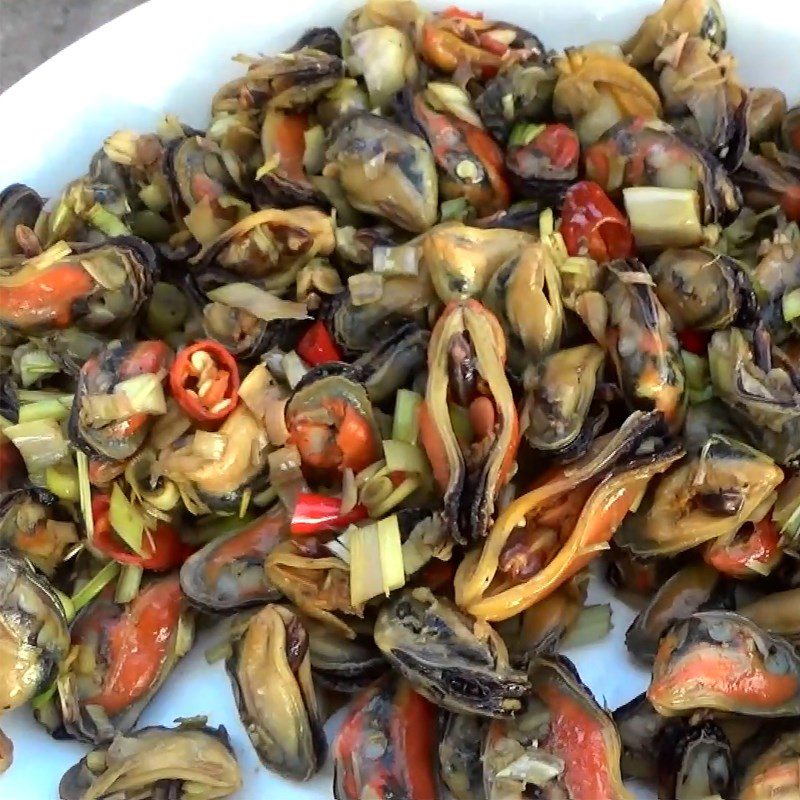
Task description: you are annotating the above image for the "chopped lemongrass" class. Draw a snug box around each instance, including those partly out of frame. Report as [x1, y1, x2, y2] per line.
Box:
[348, 272, 384, 306]
[114, 565, 143, 604]
[282, 351, 309, 389]
[368, 476, 420, 519]
[449, 403, 473, 444]
[114, 373, 168, 415]
[361, 475, 394, 512]
[18, 350, 59, 387]
[76, 451, 94, 541]
[109, 483, 146, 557]
[207, 283, 309, 322]
[392, 389, 422, 444]
[560, 604, 613, 649]
[5, 419, 69, 471]
[783, 288, 800, 322]
[383, 439, 430, 476]
[45, 463, 80, 501]
[356, 459, 388, 487]
[349, 515, 406, 606]
[623, 187, 703, 249]
[71, 561, 121, 614]
[17, 389, 73, 404]
[52, 588, 75, 623]
[239, 488, 252, 518]
[85, 203, 130, 236]
[18, 398, 70, 423]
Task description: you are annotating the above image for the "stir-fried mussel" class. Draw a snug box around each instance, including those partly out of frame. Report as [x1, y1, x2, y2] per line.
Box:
[226, 604, 326, 780]
[6, 0, 800, 795]
[649, 611, 800, 716]
[484, 657, 631, 799]
[332, 674, 438, 800]
[35, 575, 193, 743]
[58, 719, 241, 800]
[374, 587, 530, 717]
[0, 550, 70, 712]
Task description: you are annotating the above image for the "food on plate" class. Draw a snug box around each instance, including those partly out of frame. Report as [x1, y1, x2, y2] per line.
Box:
[1, 1, 799, 796]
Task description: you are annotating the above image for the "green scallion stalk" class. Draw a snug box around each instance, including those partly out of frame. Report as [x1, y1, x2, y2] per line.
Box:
[508, 122, 545, 147]
[45, 463, 80, 501]
[71, 561, 121, 614]
[18, 350, 59, 387]
[18, 398, 70, 423]
[383, 439, 430, 476]
[85, 203, 131, 237]
[349, 515, 406, 606]
[114, 565, 143, 604]
[392, 390, 422, 445]
[4, 418, 69, 471]
[109, 483, 145, 556]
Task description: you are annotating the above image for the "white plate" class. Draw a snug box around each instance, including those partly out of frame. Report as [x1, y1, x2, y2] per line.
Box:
[1, 1, 798, 797]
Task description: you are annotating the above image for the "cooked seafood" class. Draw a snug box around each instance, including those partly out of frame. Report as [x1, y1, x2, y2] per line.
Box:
[3, 1, 800, 796]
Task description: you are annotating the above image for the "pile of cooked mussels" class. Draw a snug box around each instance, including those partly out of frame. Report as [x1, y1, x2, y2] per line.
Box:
[1, 0, 800, 796]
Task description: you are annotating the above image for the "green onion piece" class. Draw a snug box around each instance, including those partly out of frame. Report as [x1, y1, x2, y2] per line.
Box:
[115, 565, 143, 604]
[31, 679, 59, 711]
[440, 197, 471, 222]
[508, 122, 545, 147]
[783, 288, 800, 322]
[449, 403, 473, 445]
[383, 439, 430, 476]
[146, 282, 189, 336]
[392, 389, 422, 444]
[19, 398, 70, 423]
[18, 350, 59, 387]
[85, 203, 130, 236]
[71, 561, 121, 614]
[560, 603, 613, 649]
[45, 463, 80, 501]
[76, 451, 94, 541]
[109, 483, 145, 557]
[623, 187, 703, 249]
[349, 515, 406, 606]
[4, 419, 69, 471]
[368, 476, 421, 519]
[52, 587, 75, 623]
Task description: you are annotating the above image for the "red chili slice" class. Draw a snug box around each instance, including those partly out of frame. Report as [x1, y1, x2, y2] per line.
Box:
[678, 328, 710, 355]
[290, 492, 368, 535]
[296, 320, 342, 366]
[560, 180, 634, 263]
[169, 339, 239, 425]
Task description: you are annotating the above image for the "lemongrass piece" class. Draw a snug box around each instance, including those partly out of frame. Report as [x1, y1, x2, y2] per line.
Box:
[71, 561, 121, 614]
[114, 565, 143, 604]
[282, 350, 309, 389]
[18, 399, 69, 423]
[45, 463, 79, 501]
[4, 419, 68, 471]
[349, 516, 405, 606]
[368, 476, 420, 519]
[207, 283, 309, 322]
[383, 439, 429, 475]
[76, 451, 94, 541]
[623, 187, 703, 248]
[392, 389, 422, 444]
[18, 350, 59, 387]
[109, 483, 145, 557]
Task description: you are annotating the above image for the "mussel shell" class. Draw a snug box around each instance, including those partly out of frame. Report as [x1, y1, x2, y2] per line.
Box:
[439, 712, 488, 800]
[373, 588, 531, 718]
[0, 550, 70, 712]
[325, 112, 438, 233]
[179, 508, 286, 612]
[656, 720, 733, 800]
[0, 372, 19, 423]
[753, 237, 800, 341]
[738, 726, 800, 800]
[332, 674, 438, 800]
[781, 104, 800, 156]
[68, 339, 172, 462]
[305, 617, 386, 693]
[58, 721, 241, 800]
[0, 183, 43, 258]
[625, 562, 733, 664]
[650, 247, 756, 331]
[39, 575, 191, 744]
[226, 604, 326, 780]
[649, 611, 800, 716]
[289, 27, 342, 57]
[613, 692, 667, 781]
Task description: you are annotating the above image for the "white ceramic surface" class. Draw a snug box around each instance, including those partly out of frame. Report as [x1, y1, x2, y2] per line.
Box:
[1, 1, 798, 797]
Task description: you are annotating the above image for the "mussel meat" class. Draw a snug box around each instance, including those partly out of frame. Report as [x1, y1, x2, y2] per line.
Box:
[179, 507, 287, 612]
[225, 604, 326, 780]
[58, 719, 241, 800]
[373, 587, 531, 717]
[0, 550, 70, 712]
[739, 727, 800, 800]
[439, 712, 488, 800]
[648, 611, 800, 716]
[420, 300, 519, 543]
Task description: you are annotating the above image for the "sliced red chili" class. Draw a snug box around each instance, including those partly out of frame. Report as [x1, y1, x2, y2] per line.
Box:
[92, 493, 193, 570]
[678, 328, 710, 356]
[169, 339, 239, 425]
[296, 320, 342, 366]
[560, 180, 634, 263]
[532, 124, 581, 171]
[290, 492, 368, 535]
